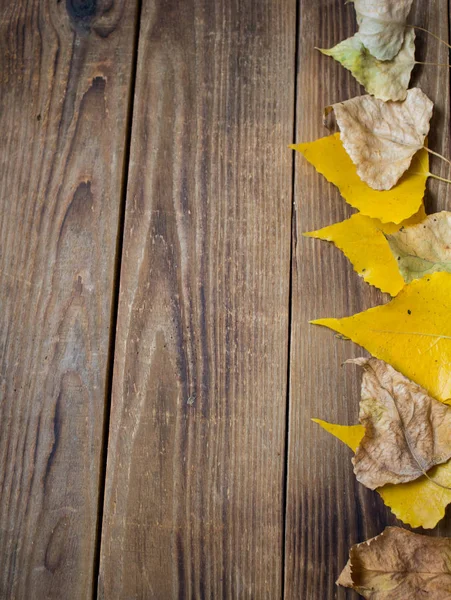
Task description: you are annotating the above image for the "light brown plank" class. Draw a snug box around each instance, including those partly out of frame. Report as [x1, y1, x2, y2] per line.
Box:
[284, 1, 451, 598]
[0, 1, 138, 597]
[98, 0, 296, 597]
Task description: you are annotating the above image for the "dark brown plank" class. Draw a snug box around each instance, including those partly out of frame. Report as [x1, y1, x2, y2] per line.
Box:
[98, 0, 296, 597]
[0, 1, 138, 597]
[284, 1, 451, 598]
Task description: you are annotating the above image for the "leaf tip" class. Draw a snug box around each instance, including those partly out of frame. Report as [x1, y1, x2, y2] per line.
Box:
[310, 318, 335, 327]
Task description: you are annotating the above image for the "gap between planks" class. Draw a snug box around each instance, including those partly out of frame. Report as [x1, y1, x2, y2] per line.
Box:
[282, 0, 302, 599]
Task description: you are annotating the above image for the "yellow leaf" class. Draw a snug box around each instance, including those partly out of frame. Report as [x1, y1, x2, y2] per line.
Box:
[312, 272, 451, 403]
[305, 208, 426, 296]
[314, 419, 451, 529]
[292, 133, 428, 223]
[312, 418, 364, 452]
[379, 463, 451, 530]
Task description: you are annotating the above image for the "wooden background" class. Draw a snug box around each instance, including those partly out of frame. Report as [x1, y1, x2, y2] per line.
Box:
[0, 0, 449, 598]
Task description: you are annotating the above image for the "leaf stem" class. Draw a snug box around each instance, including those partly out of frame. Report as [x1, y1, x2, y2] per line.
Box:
[428, 173, 451, 185]
[423, 147, 451, 167]
[422, 471, 451, 491]
[410, 25, 451, 50]
[415, 61, 451, 68]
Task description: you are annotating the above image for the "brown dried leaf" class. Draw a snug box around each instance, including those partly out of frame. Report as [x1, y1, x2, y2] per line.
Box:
[351, 0, 414, 60]
[337, 526, 451, 599]
[350, 357, 451, 490]
[329, 88, 433, 190]
[337, 560, 353, 588]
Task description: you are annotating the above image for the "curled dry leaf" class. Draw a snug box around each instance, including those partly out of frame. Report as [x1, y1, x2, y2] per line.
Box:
[349, 358, 451, 489]
[351, 0, 414, 61]
[314, 418, 451, 528]
[313, 272, 451, 403]
[328, 88, 433, 190]
[292, 133, 428, 223]
[338, 526, 451, 599]
[318, 29, 415, 101]
[387, 211, 451, 283]
[304, 207, 425, 296]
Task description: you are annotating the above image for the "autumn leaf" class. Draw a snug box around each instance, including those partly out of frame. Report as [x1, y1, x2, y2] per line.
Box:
[318, 29, 415, 101]
[380, 463, 451, 529]
[350, 358, 451, 488]
[292, 133, 428, 223]
[337, 527, 451, 598]
[312, 418, 364, 452]
[386, 211, 451, 283]
[313, 272, 451, 403]
[304, 207, 425, 296]
[328, 88, 433, 190]
[314, 419, 451, 528]
[351, 0, 414, 61]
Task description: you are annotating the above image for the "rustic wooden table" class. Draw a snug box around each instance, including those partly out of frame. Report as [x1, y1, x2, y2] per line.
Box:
[1, 0, 450, 598]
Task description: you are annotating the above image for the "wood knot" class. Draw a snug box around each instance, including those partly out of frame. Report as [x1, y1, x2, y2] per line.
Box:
[66, 0, 97, 31]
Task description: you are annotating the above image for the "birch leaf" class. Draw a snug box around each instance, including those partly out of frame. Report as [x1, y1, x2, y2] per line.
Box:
[318, 29, 415, 101]
[338, 527, 451, 598]
[329, 88, 433, 190]
[311, 418, 364, 452]
[312, 272, 451, 403]
[314, 419, 451, 529]
[351, 0, 414, 61]
[292, 133, 428, 223]
[350, 358, 451, 489]
[337, 560, 354, 589]
[305, 207, 425, 296]
[387, 211, 451, 283]
[380, 463, 451, 529]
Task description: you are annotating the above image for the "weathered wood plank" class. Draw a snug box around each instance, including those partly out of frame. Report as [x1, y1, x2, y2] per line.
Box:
[0, 1, 138, 597]
[98, 0, 295, 597]
[284, 1, 451, 598]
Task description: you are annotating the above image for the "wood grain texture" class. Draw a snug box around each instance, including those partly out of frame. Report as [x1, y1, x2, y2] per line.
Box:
[284, 1, 451, 599]
[98, 0, 295, 597]
[0, 1, 137, 597]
